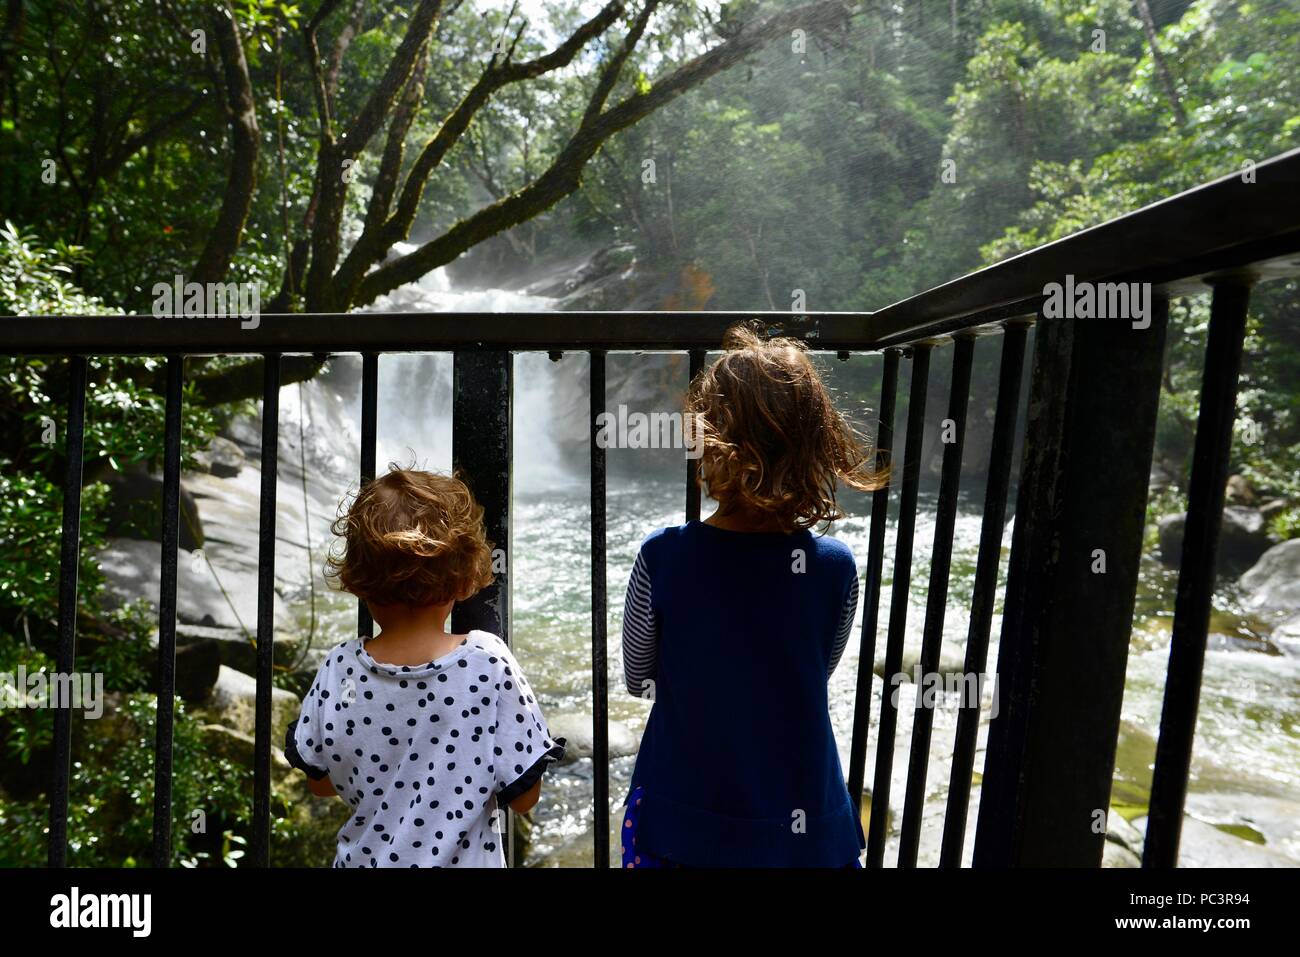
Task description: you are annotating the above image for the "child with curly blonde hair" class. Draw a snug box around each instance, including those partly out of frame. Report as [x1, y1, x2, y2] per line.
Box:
[286, 468, 564, 868]
[620, 324, 885, 867]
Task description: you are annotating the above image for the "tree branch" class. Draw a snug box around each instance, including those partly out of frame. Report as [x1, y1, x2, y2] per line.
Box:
[303, 0, 343, 143]
[355, 0, 852, 306]
[329, 0, 626, 305]
[325, 0, 366, 103]
[190, 355, 329, 407]
[192, 2, 259, 285]
[102, 93, 207, 179]
[579, 0, 660, 130]
[304, 0, 445, 308]
[340, 0, 444, 157]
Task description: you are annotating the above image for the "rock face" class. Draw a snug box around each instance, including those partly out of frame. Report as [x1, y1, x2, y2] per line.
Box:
[198, 665, 301, 747]
[97, 537, 292, 636]
[1239, 539, 1300, 621]
[101, 464, 204, 551]
[523, 243, 637, 302]
[1156, 507, 1272, 572]
[148, 636, 222, 702]
[1274, 614, 1300, 656]
[192, 436, 245, 478]
[546, 713, 640, 764]
[1130, 813, 1296, 867]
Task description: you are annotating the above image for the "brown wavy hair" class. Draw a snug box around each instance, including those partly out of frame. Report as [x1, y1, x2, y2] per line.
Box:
[686, 323, 888, 531]
[325, 467, 494, 608]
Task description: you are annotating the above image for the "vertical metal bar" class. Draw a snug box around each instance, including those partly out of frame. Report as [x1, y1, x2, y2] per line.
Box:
[48, 355, 87, 868]
[898, 334, 975, 867]
[866, 342, 933, 867]
[357, 352, 378, 639]
[451, 350, 514, 864]
[974, 298, 1169, 867]
[151, 355, 184, 868]
[1143, 282, 1251, 868]
[251, 354, 280, 867]
[589, 349, 610, 868]
[685, 348, 706, 522]
[940, 320, 1030, 868]
[846, 349, 900, 807]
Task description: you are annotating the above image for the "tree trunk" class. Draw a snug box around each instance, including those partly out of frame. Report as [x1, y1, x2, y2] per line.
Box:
[193, 2, 259, 285]
[1133, 0, 1186, 127]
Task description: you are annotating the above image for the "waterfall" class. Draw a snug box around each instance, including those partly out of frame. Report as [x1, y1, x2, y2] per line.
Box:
[360, 247, 572, 490]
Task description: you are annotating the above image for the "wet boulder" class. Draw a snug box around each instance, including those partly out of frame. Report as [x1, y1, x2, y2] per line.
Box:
[1239, 539, 1300, 622]
[1156, 506, 1272, 573]
[546, 712, 639, 764]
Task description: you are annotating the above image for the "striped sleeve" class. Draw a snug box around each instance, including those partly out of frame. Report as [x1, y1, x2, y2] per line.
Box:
[622, 550, 659, 699]
[829, 573, 859, 679]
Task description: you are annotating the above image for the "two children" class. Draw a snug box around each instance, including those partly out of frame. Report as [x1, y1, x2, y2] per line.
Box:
[288, 323, 882, 867]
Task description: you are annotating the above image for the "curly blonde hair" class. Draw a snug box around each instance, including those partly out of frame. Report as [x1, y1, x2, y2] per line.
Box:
[325, 467, 494, 608]
[686, 324, 888, 531]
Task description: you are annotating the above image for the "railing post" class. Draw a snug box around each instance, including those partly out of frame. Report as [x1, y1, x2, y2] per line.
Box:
[846, 349, 900, 809]
[357, 352, 378, 638]
[151, 355, 184, 867]
[251, 353, 281, 867]
[450, 350, 514, 863]
[1143, 280, 1252, 867]
[48, 355, 87, 868]
[589, 349, 610, 868]
[866, 342, 933, 866]
[685, 348, 706, 522]
[974, 298, 1169, 867]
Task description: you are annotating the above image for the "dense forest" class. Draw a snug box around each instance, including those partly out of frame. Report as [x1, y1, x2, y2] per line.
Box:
[0, 0, 1298, 865]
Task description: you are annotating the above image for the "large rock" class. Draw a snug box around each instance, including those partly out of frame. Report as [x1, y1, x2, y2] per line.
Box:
[100, 464, 204, 551]
[1239, 539, 1300, 622]
[97, 537, 292, 636]
[148, 634, 222, 702]
[199, 724, 294, 783]
[1102, 840, 1141, 868]
[192, 436, 245, 478]
[1102, 809, 1146, 864]
[1130, 813, 1296, 867]
[199, 665, 300, 746]
[1156, 507, 1272, 573]
[1273, 614, 1300, 656]
[546, 712, 639, 764]
[1106, 809, 1146, 856]
[1225, 474, 1257, 506]
[523, 243, 636, 300]
[175, 622, 301, 678]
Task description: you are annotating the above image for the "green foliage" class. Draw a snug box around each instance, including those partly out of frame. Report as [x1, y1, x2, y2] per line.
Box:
[0, 473, 109, 622]
[0, 208, 311, 869]
[0, 677, 307, 867]
[0, 221, 114, 318]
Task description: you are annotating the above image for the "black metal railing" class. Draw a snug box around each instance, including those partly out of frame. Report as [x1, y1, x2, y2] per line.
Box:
[6, 146, 1300, 869]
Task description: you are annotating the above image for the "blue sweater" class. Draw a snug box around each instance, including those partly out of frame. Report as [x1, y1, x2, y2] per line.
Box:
[621, 520, 863, 867]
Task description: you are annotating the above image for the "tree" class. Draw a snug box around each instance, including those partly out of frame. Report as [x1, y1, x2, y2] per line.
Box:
[1, 0, 856, 398]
